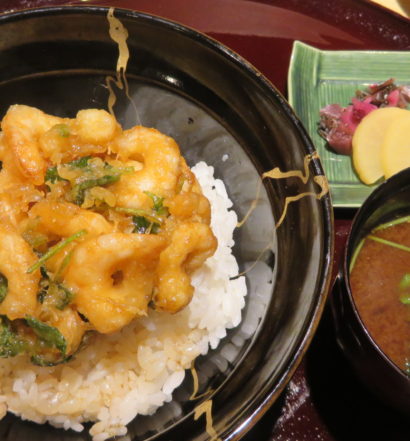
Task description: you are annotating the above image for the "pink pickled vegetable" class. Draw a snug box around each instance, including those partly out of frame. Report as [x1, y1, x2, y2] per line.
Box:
[318, 78, 410, 155]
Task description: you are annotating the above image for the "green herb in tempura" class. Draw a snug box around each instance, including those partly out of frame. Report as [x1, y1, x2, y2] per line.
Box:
[69, 156, 93, 168]
[50, 250, 73, 285]
[54, 123, 70, 138]
[30, 353, 73, 367]
[45, 166, 64, 184]
[115, 191, 169, 234]
[37, 268, 49, 304]
[71, 174, 120, 205]
[132, 215, 160, 234]
[45, 283, 74, 311]
[45, 156, 134, 205]
[27, 230, 87, 274]
[114, 207, 161, 234]
[45, 156, 92, 184]
[21, 218, 49, 251]
[25, 316, 67, 355]
[37, 268, 74, 311]
[0, 316, 26, 358]
[144, 191, 169, 217]
[114, 207, 162, 225]
[25, 316, 68, 366]
[53, 285, 74, 310]
[0, 274, 8, 303]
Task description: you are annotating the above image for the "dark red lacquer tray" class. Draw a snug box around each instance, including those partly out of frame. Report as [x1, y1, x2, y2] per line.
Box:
[1, 1, 409, 440]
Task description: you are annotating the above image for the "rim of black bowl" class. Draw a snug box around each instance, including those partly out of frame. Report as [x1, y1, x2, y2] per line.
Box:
[344, 167, 410, 380]
[0, 5, 335, 440]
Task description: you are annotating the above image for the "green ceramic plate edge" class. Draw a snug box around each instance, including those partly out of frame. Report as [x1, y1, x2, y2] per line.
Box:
[288, 40, 410, 208]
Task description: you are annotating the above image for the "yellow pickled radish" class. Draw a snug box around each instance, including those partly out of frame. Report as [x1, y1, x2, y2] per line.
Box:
[381, 110, 410, 179]
[352, 107, 409, 185]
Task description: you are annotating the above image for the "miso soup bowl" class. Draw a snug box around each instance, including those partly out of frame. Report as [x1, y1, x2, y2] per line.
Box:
[332, 167, 410, 416]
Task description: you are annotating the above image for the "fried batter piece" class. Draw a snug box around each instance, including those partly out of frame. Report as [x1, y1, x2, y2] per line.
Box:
[0, 223, 40, 320]
[64, 233, 166, 334]
[0, 104, 217, 365]
[154, 223, 217, 313]
[109, 125, 182, 210]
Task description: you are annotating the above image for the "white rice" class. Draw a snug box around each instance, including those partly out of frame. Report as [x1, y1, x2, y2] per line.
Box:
[0, 161, 247, 440]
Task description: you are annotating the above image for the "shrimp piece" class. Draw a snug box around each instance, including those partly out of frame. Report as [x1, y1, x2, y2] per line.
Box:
[162, 191, 212, 240]
[0, 224, 40, 320]
[1, 105, 62, 185]
[179, 157, 202, 194]
[0, 135, 44, 227]
[0, 133, 27, 189]
[64, 233, 166, 334]
[166, 192, 211, 224]
[39, 109, 120, 164]
[1, 106, 119, 184]
[109, 126, 182, 210]
[29, 200, 114, 238]
[0, 192, 20, 226]
[154, 222, 217, 313]
[75, 109, 120, 145]
[0, 184, 43, 228]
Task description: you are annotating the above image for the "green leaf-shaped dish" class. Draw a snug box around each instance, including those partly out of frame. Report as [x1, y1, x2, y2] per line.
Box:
[288, 41, 410, 208]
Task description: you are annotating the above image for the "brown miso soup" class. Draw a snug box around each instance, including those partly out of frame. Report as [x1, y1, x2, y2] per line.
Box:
[350, 218, 410, 374]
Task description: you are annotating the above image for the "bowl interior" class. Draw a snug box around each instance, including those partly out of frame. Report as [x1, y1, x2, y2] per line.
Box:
[0, 7, 333, 441]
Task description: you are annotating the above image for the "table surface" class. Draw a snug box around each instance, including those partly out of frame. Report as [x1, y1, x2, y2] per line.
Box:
[0, 1, 409, 440]
[371, 0, 410, 18]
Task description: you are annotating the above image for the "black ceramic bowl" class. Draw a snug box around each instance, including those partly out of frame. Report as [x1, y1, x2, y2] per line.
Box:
[333, 167, 410, 416]
[0, 6, 333, 441]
